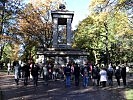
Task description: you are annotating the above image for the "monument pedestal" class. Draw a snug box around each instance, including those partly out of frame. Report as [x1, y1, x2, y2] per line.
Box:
[37, 47, 89, 65]
[37, 48, 89, 57]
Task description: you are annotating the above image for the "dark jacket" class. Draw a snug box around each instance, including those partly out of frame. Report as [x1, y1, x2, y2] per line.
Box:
[74, 64, 80, 77]
[121, 67, 126, 77]
[107, 68, 114, 79]
[64, 66, 71, 76]
[115, 68, 121, 79]
[92, 67, 100, 79]
[23, 64, 30, 77]
[31, 65, 40, 77]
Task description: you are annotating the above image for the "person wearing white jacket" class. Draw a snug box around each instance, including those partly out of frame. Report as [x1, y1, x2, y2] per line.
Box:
[14, 61, 20, 85]
[7, 63, 11, 75]
[100, 67, 107, 87]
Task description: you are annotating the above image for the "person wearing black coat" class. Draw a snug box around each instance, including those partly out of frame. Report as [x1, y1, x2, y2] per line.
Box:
[92, 66, 100, 86]
[121, 65, 126, 86]
[31, 63, 40, 86]
[115, 66, 121, 86]
[23, 63, 30, 86]
[74, 63, 80, 86]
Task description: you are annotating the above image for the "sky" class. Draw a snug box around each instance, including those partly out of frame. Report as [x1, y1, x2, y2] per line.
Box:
[64, 0, 91, 30]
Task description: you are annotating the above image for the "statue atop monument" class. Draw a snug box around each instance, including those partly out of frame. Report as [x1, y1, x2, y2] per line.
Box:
[59, 3, 66, 10]
[59, 0, 67, 11]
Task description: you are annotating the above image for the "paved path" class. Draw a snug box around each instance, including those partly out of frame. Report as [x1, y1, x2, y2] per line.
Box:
[0, 72, 132, 100]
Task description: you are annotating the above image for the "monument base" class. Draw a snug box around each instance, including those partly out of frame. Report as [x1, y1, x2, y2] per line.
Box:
[37, 48, 89, 57]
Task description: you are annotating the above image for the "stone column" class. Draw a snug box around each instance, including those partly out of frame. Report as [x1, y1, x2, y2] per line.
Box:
[67, 18, 72, 49]
[52, 18, 58, 48]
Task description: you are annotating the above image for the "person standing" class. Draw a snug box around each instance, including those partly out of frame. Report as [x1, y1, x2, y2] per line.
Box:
[115, 66, 121, 87]
[52, 67, 56, 81]
[22, 63, 30, 86]
[121, 64, 126, 86]
[107, 64, 114, 86]
[47, 63, 53, 80]
[96, 65, 100, 86]
[13, 61, 20, 85]
[64, 63, 71, 87]
[74, 63, 80, 86]
[7, 63, 11, 75]
[81, 64, 89, 87]
[31, 63, 40, 86]
[42, 64, 48, 85]
[99, 67, 107, 87]
[92, 65, 100, 86]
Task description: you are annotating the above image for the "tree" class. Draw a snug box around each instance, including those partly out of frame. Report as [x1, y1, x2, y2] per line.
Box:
[0, 0, 60, 62]
[0, 0, 24, 61]
[11, 0, 60, 62]
[73, 0, 133, 64]
[3, 43, 20, 62]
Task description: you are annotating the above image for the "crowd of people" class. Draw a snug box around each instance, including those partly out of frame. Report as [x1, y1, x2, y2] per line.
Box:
[8, 60, 129, 88]
[63, 62, 127, 88]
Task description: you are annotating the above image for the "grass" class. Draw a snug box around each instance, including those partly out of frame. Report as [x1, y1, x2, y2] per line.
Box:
[125, 89, 133, 100]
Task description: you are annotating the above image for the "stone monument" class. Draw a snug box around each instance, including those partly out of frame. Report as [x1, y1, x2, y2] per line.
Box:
[37, 4, 89, 65]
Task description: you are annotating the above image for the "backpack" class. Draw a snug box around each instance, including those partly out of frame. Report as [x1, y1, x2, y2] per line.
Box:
[115, 69, 121, 78]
